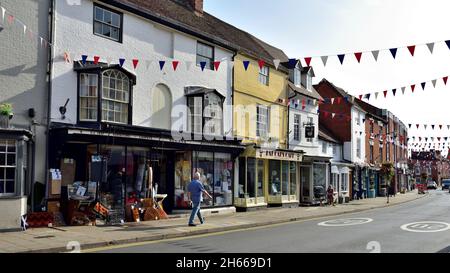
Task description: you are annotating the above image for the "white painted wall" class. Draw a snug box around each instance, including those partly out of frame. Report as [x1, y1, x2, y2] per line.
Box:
[0, 197, 27, 230]
[349, 106, 366, 164]
[288, 94, 320, 156]
[52, 0, 233, 135]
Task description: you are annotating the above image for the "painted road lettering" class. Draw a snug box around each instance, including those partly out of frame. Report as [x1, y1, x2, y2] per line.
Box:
[318, 218, 374, 227]
[400, 222, 450, 233]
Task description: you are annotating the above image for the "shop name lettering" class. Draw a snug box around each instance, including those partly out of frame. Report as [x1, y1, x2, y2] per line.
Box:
[259, 150, 299, 160]
[176, 257, 210, 271]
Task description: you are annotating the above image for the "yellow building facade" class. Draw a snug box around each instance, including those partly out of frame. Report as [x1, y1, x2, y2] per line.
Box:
[233, 54, 303, 210]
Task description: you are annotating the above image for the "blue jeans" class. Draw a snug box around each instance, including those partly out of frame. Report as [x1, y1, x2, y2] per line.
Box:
[189, 201, 204, 225]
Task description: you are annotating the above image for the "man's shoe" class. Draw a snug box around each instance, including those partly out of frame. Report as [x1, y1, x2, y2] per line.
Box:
[200, 217, 205, 224]
[188, 223, 197, 227]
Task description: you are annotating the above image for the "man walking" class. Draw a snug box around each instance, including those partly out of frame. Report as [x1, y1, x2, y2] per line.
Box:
[187, 172, 212, 227]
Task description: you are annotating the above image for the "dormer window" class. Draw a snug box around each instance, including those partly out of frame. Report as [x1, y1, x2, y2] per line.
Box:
[306, 74, 312, 91]
[294, 68, 301, 86]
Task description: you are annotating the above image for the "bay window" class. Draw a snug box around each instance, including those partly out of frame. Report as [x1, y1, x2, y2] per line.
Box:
[77, 66, 134, 125]
[187, 90, 224, 136]
[0, 140, 16, 195]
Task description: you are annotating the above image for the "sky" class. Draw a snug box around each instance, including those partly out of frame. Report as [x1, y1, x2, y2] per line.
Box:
[205, 0, 450, 155]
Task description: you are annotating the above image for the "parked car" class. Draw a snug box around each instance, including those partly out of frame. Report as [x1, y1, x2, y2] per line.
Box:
[427, 181, 437, 190]
[442, 179, 450, 190]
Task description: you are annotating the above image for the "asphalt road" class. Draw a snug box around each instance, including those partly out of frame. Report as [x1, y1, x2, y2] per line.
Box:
[96, 189, 450, 253]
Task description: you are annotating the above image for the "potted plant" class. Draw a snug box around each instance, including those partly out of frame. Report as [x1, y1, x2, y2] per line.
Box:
[380, 162, 394, 203]
[0, 103, 13, 128]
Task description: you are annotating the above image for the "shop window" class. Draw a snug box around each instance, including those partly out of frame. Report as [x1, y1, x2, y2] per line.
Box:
[94, 4, 122, 42]
[102, 70, 129, 124]
[332, 173, 339, 192]
[152, 84, 172, 130]
[98, 145, 126, 209]
[257, 159, 264, 197]
[247, 158, 256, 198]
[313, 163, 327, 190]
[79, 74, 98, 121]
[269, 160, 281, 195]
[238, 158, 246, 198]
[213, 153, 233, 206]
[0, 140, 16, 196]
[281, 161, 289, 195]
[289, 162, 297, 196]
[175, 151, 192, 209]
[192, 152, 214, 207]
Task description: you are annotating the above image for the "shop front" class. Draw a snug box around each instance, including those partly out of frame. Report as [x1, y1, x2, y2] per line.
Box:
[330, 164, 352, 204]
[366, 167, 380, 198]
[235, 146, 303, 210]
[300, 156, 331, 205]
[48, 124, 243, 225]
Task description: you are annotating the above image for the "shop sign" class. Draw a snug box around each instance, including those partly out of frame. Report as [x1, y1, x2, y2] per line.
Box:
[256, 149, 303, 162]
[305, 126, 315, 138]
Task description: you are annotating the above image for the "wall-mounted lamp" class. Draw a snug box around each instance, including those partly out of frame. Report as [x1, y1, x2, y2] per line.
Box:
[59, 99, 70, 120]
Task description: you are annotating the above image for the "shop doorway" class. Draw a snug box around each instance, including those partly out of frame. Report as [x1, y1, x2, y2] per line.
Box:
[300, 165, 312, 203]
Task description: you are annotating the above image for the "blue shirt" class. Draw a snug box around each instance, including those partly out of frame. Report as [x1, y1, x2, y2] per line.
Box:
[187, 179, 205, 203]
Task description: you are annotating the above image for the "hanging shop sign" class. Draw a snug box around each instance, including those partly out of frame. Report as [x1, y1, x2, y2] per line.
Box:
[305, 125, 315, 138]
[256, 149, 303, 162]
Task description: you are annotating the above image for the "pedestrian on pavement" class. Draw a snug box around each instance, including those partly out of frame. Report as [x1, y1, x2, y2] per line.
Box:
[327, 185, 335, 206]
[187, 172, 212, 227]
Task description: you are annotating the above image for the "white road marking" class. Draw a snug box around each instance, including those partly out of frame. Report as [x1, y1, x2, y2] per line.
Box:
[318, 218, 373, 227]
[400, 221, 450, 233]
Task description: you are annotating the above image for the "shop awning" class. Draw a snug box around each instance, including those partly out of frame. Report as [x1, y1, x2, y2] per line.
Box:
[50, 124, 245, 156]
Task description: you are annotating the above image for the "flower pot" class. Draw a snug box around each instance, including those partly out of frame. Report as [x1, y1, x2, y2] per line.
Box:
[0, 115, 10, 128]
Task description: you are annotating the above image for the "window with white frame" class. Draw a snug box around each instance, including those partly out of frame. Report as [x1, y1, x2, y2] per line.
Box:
[102, 70, 129, 124]
[356, 112, 361, 126]
[259, 65, 270, 86]
[341, 173, 348, 191]
[0, 140, 16, 195]
[332, 173, 339, 192]
[306, 117, 313, 142]
[79, 74, 98, 121]
[188, 96, 203, 134]
[256, 105, 270, 138]
[203, 93, 223, 135]
[357, 138, 361, 158]
[293, 114, 300, 141]
[94, 5, 122, 42]
[322, 142, 327, 154]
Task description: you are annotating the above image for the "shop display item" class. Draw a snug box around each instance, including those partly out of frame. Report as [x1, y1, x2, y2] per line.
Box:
[27, 212, 54, 228]
[47, 201, 60, 213]
[107, 209, 125, 225]
[93, 202, 109, 218]
[60, 158, 76, 186]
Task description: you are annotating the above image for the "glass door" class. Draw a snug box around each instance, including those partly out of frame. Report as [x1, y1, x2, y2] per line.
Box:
[300, 166, 311, 203]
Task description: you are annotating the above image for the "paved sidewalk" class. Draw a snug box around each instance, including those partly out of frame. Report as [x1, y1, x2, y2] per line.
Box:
[0, 190, 425, 253]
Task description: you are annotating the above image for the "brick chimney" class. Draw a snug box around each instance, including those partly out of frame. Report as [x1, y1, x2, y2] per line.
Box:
[188, 0, 203, 14]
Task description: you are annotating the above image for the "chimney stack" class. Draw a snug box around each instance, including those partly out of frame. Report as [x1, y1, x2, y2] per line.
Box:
[188, 0, 203, 14]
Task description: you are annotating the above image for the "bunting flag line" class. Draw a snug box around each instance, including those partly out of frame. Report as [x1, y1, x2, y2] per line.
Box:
[214, 61, 221, 71]
[389, 48, 398, 59]
[132, 59, 139, 70]
[337, 54, 345, 65]
[172, 60, 179, 71]
[199, 61, 206, 71]
[243, 61, 250, 71]
[119, 58, 125, 68]
[273, 59, 281, 70]
[407, 45, 416, 56]
[321, 56, 328, 67]
[159, 61, 165, 71]
[354, 52, 362, 63]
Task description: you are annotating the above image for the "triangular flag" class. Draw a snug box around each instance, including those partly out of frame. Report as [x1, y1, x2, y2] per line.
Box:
[424, 124, 428, 130]
[421, 82, 426, 90]
[93, 56, 100, 65]
[427, 42, 435, 54]
[258, 60, 265, 69]
[411, 84, 416, 92]
[407, 45, 416, 56]
[364, 93, 371, 100]
[439, 125, 443, 130]
[446, 40, 450, 51]
[375, 92, 379, 99]
[331, 98, 335, 104]
[448, 125, 450, 130]
[354, 52, 362, 63]
[304, 57, 312, 67]
[159, 61, 166, 71]
[145, 60, 153, 70]
[432, 79, 437, 88]
[172, 61, 179, 71]
[133, 59, 139, 70]
[288, 58, 298, 69]
[359, 95, 363, 100]
[432, 125, 435, 130]
[392, 89, 397, 96]
[81, 55, 88, 65]
[119, 58, 126, 67]
[389, 48, 397, 59]
[401, 87, 406, 95]
[337, 54, 345, 65]
[214, 61, 221, 71]
[185, 61, 193, 71]
[321, 56, 328, 66]
[383, 90, 388, 98]
[336, 97, 342, 104]
[408, 124, 412, 129]
[332, 113, 336, 119]
[7, 15, 14, 25]
[243, 60, 250, 71]
[372, 50, 379, 61]
[273, 59, 280, 70]
[443, 76, 448, 85]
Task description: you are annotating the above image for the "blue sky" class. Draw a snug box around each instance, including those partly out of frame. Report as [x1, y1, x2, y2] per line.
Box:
[205, 0, 450, 154]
